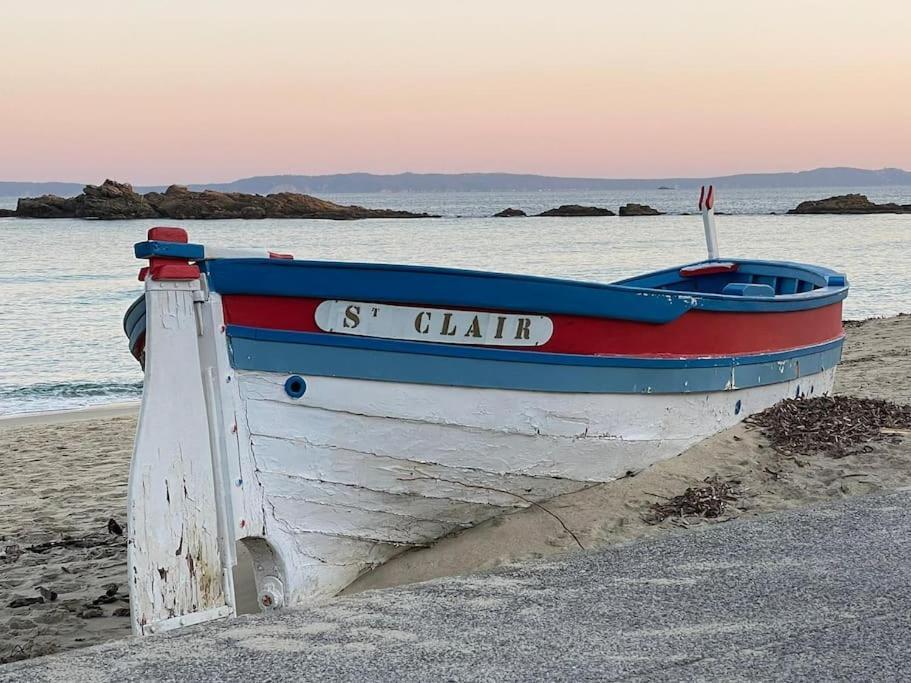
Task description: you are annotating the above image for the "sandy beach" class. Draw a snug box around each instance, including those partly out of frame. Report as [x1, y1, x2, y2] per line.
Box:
[1, 314, 909, 664]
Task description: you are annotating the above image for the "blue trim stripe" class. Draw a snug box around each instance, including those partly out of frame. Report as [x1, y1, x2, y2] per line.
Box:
[123, 294, 146, 336]
[134, 241, 206, 260]
[128, 319, 146, 350]
[227, 325, 843, 369]
[226, 326, 844, 394]
[123, 294, 146, 355]
[201, 258, 847, 324]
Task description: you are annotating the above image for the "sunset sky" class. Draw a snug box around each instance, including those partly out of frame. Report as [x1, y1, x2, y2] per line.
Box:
[2, 1, 909, 184]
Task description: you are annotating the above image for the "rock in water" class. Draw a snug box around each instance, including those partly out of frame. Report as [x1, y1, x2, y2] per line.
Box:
[35, 586, 58, 602]
[15, 194, 79, 218]
[537, 204, 615, 217]
[78, 606, 104, 619]
[493, 208, 527, 217]
[107, 518, 123, 536]
[618, 203, 663, 216]
[787, 193, 911, 214]
[10, 179, 440, 220]
[80, 180, 159, 219]
[93, 594, 118, 605]
[9, 596, 44, 608]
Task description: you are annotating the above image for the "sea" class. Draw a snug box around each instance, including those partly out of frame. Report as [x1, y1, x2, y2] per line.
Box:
[1, 186, 909, 415]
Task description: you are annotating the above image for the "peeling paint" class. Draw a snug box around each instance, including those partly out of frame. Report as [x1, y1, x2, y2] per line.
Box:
[128, 280, 232, 637]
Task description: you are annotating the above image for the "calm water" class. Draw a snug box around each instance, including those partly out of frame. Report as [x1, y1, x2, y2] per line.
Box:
[1, 188, 909, 414]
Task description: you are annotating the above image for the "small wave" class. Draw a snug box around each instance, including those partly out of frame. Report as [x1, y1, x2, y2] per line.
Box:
[0, 380, 143, 400]
[0, 381, 144, 415]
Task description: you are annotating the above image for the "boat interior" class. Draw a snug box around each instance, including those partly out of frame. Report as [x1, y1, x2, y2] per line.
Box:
[619, 260, 846, 298]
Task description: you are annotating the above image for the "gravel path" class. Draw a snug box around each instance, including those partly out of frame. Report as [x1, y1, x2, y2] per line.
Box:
[3, 489, 910, 682]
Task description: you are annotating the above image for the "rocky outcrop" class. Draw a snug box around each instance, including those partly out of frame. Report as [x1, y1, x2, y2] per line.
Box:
[493, 208, 527, 217]
[618, 203, 663, 216]
[537, 204, 615, 217]
[11, 179, 438, 220]
[0, 208, 18, 217]
[787, 194, 911, 214]
[81, 180, 159, 218]
[14, 194, 79, 218]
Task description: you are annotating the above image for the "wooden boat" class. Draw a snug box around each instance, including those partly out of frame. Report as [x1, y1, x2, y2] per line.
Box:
[122, 187, 848, 635]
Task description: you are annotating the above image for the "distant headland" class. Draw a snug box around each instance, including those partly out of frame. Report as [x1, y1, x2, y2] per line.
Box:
[1, 167, 910, 199]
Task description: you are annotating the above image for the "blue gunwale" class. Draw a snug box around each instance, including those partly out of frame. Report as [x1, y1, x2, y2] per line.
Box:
[133, 236, 848, 323]
[198, 257, 847, 324]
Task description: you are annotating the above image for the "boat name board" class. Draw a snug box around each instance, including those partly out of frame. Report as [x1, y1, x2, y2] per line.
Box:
[314, 300, 553, 346]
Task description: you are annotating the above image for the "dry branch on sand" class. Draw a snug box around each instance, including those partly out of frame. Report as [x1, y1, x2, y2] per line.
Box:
[646, 475, 742, 523]
[746, 396, 911, 459]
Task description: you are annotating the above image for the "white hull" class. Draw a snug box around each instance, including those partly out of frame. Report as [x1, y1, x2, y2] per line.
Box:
[231, 365, 835, 605]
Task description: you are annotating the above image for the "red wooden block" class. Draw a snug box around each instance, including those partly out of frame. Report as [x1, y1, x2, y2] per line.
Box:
[151, 263, 201, 280]
[147, 226, 188, 243]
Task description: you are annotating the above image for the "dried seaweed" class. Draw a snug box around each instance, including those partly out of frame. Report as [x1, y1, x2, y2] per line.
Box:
[843, 312, 909, 329]
[647, 475, 741, 523]
[2, 523, 127, 565]
[746, 396, 911, 459]
[24, 533, 123, 555]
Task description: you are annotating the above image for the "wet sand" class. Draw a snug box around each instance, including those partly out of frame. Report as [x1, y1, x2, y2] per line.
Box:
[1, 314, 909, 663]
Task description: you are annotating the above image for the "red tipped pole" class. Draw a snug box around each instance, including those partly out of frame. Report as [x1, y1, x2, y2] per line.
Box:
[700, 185, 720, 259]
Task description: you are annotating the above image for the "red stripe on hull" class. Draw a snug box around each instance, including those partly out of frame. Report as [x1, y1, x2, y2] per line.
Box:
[221, 295, 843, 357]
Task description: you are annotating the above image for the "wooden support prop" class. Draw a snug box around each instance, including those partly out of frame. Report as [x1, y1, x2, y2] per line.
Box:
[127, 272, 235, 635]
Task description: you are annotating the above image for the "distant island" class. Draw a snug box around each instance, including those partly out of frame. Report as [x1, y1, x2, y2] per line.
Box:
[492, 203, 662, 217]
[1, 180, 438, 220]
[2, 167, 910, 198]
[537, 204, 615, 217]
[787, 194, 911, 215]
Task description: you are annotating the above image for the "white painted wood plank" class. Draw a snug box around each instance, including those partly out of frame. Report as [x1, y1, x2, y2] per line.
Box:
[267, 497, 461, 545]
[245, 397, 694, 482]
[248, 528, 406, 604]
[265, 529, 403, 567]
[257, 470, 508, 525]
[204, 293, 266, 539]
[251, 435, 589, 506]
[237, 371, 747, 440]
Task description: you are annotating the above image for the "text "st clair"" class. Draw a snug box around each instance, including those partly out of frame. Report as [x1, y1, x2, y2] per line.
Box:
[314, 300, 553, 347]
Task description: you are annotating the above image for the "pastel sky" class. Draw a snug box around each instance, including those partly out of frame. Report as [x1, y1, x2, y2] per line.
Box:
[2, 0, 909, 184]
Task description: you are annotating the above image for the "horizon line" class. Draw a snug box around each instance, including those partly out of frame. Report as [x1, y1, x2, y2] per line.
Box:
[2, 165, 910, 187]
